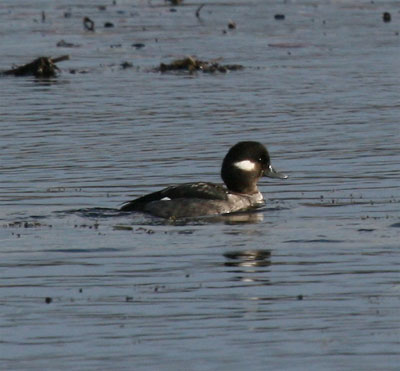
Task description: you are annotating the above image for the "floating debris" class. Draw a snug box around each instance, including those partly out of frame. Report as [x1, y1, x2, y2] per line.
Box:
[83, 16, 95, 31]
[7, 221, 45, 228]
[45, 297, 52, 304]
[166, 0, 183, 5]
[132, 43, 145, 49]
[120, 61, 133, 69]
[274, 14, 285, 20]
[57, 39, 80, 48]
[69, 68, 89, 74]
[268, 42, 307, 48]
[382, 12, 391, 23]
[113, 225, 133, 231]
[157, 56, 243, 73]
[196, 4, 204, 18]
[228, 20, 236, 29]
[104, 22, 114, 28]
[3, 55, 69, 77]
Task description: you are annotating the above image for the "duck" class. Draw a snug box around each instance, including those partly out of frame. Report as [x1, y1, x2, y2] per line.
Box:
[120, 141, 287, 218]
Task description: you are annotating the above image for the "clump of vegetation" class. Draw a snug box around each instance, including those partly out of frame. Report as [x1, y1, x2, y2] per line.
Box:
[157, 56, 243, 73]
[3, 55, 69, 77]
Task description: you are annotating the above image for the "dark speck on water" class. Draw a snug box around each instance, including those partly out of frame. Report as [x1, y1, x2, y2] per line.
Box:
[274, 14, 285, 20]
[83, 16, 95, 32]
[132, 43, 145, 49]
[228, 20, 237, 29]
[1, 0, 399, 370]
[382, 12, 391, 23]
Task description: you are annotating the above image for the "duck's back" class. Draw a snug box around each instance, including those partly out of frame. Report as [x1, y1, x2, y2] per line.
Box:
[120, 182, 228, 214]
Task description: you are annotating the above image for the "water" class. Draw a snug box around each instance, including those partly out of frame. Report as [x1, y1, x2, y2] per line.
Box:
[1, 1, 399, 370]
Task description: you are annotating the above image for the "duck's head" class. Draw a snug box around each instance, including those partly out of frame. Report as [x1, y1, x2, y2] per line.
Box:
[221, 141, 287, 194]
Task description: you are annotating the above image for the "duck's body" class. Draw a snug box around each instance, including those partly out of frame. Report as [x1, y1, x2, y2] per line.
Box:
[120, 181, 264, 219]
[120, 141, 287, 219]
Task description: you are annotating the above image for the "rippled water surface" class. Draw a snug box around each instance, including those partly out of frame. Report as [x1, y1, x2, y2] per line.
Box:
[1, 0, 400, 370]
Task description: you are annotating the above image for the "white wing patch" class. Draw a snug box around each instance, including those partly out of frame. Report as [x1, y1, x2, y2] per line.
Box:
[161, 197, 171, 201]
[234, 160, 256, 171]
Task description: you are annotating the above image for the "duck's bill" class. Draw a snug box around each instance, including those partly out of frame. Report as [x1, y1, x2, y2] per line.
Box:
[264, 165, 288, 179]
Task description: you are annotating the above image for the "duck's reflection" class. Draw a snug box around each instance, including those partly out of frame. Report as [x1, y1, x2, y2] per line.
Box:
[206, 211, 264, 225]
[222, 211, 264, 224]
[223, 249, 272, 286]
[223, 249, 271, 268]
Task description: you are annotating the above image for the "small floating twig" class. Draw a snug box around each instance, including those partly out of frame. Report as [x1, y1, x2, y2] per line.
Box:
[196, 4, 204, 18]
[51, 55, 70, 63]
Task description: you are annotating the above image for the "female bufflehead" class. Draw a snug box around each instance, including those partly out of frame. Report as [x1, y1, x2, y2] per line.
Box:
[120, 141, 287, 219]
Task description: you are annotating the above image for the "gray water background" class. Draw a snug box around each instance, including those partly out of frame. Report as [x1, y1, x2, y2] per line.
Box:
[1, 0, 399, 370]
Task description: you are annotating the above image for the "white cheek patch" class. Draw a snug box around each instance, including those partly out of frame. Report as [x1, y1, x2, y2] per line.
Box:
[234, 160, 256, 171]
